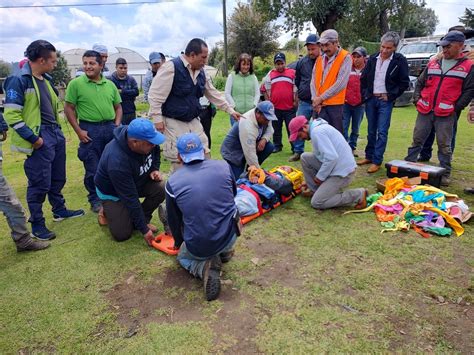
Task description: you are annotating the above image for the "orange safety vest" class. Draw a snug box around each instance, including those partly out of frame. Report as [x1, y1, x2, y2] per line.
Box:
[314, 48, 349, 105]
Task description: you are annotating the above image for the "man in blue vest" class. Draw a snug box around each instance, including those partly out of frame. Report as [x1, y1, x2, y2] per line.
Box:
[148, 38, 241, 170]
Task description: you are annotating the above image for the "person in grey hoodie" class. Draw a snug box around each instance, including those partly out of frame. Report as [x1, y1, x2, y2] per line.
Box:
[288, 116, 367, 210]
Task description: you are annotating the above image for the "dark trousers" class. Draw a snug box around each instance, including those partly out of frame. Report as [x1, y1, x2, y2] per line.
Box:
[77, 121, 115, 205]
[102, 180, 166, 242]
[199, 105, 215, 149]
[273, 108, 296, 150]
[24, 124, 66, 226]
[318, 105, 344, 134]
[226, 141, 275, 180]
[405, 112, 455, 176]
[419, 110, 460, 160]
[122, 112, 136, 125]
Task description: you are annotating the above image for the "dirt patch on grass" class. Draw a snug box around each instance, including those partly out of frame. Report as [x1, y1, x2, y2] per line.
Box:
[242, 237, 303, 289]
[107, 266, 260, 353]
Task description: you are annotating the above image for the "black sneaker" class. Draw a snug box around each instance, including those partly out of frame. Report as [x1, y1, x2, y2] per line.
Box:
[17, 239, 50, 252]
[220, 249, 234, 263]
[417, 157, 430, 163]
[32, 224, 56, 241]
[202, 257, 221, 301]
[53, 208, 85, 222]
[272, 147, 282, 153]
[465, 187, 474, 194]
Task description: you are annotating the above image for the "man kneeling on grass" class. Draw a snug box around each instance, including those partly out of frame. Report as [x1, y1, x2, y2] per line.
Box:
[166, 133, 240, 301]
[288, 116, 368, 210]
[94, 118, 166, 245]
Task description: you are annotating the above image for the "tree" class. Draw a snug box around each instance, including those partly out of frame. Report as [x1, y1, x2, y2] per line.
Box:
[459, 8, 474, 28]
[50, 51, 71, 87]
[282, 38, 305, 51]
[227, 3, 280, 60]
[0, 60, 12, 77]
[208, 43, 225, 72]
[255, 0, 349, 34]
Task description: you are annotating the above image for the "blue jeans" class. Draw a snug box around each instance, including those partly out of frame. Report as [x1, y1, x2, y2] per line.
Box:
[227, 140, 274, 179]
[342, 104, 364, 150]
[364, 97, 394, 165]
[77, 121, 115, 205]
[24, 124, 66, 226]
[177, 234, 237, 279]
[293, 101, 313, 154]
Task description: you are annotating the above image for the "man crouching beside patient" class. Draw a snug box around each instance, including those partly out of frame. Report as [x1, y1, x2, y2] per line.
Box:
[166, 133, 239, 301]
[289, 116, 368, 210]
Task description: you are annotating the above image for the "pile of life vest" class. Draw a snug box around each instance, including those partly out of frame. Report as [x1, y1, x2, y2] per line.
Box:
[235, 166, 304, 224]
[346, 177, 471, 237]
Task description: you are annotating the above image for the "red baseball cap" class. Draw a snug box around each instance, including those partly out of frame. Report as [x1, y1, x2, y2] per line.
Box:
[288, 116, 308, 142]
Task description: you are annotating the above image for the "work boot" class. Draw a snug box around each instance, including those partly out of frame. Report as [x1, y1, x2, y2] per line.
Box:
[367, 164, 381, 173]
[202, 256, 222, 301]
[17, 237, 50, 252]
[53, 208, 85, 222]
[220, 249, 234, 263]
[32, 224, 56, 241]
[288, 153, 301, 162]
[441, 175, 450, 187]
[354, 189, 369, 210]
[357, 158, 371, 166]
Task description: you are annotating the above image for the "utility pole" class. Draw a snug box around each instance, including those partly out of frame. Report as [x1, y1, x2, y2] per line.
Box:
[223, 0, 228, 77]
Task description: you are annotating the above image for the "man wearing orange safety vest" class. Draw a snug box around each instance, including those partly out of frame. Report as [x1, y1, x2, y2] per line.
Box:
[311, 29, 352, 134]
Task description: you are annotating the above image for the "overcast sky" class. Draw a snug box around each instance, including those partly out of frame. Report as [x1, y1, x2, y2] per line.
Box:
[0, 0, 471, 63]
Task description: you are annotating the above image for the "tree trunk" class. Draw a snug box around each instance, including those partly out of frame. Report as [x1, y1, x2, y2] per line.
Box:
[379, 9, 389, 36]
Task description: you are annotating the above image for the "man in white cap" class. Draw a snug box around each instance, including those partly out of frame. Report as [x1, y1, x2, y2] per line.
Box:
[92, 44, 111, 78]
[311, 29, 351, 134]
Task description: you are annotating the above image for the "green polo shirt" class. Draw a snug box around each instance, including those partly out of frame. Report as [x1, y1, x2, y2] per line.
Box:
[65, 74, 122, 123]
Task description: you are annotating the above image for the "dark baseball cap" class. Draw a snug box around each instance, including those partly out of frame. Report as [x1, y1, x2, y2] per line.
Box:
[352, 46, 368, 57]
[438, 30, 465, 46]
[305, 34, 319, 45]
[274, 52, 286, 63]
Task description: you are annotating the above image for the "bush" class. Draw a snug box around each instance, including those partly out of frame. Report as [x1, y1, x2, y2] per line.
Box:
[213, 75, 226, 91]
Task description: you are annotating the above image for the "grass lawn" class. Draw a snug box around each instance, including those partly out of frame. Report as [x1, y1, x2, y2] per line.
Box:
[1, 103, 473, 353]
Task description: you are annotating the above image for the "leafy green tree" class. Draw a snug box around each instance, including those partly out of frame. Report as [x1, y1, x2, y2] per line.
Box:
[283, 38, 305, 51]
[50, 51, 71, 87]
[227, 3, 280, 60]
[459, 7, 474, 28]
[255, 0, 349, 34]
[0, 60, 12, 77]
[208, 43, 225, 71]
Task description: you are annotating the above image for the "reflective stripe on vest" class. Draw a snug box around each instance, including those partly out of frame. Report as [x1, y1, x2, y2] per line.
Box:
[417, 57, 472, 117]
[314, 49, 349, 105]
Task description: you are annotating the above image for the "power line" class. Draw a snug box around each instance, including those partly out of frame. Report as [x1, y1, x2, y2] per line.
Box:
[0, 1, 160, 9]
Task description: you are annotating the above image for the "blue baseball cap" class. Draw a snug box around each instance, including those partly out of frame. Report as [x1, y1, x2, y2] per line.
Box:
[274, 52, 286, 63]
[256, 101, 277, 121]
[127, 118, 165, 145]
[438, 30, 465, 46]
[305, 34, 319, 45]
[149, 52, 162, 64]
[177, 133, 205, 163]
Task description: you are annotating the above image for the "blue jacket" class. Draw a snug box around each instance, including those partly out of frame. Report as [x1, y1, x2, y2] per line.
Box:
[162, 57, 206, 122]
[110, 72, 139, 115]
[309, 118, 356, 181]
[165, 159, 237, 257]
[360, 52, 410, 102]
[94, 126, 161, 234]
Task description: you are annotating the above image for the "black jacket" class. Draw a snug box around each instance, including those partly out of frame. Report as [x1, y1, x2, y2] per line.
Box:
[295, 56, 316, 102]
[360, 52, 410, 102]
[94, 126, 161, 234]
